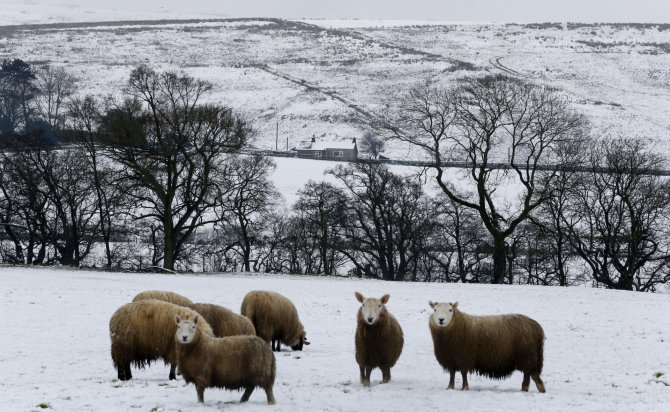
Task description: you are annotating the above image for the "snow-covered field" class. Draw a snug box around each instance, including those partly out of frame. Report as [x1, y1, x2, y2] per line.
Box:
[1, 266, 669, 411]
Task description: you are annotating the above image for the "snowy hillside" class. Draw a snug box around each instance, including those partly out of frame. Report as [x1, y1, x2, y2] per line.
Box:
[1, 19, 669, 160]
[1, 266, 669, 411]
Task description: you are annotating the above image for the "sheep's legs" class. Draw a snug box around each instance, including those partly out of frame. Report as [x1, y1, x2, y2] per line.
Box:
[359, 365, 365, 384]
[460, 371, 469, 390]
[381, 366, 391, 384]
[264, 386, 276, 405]
[241, 387, 254, 403]
[532, 374, 546, 393]
[447, 370, 455, 389]
[271, 339, 281, 352]
[522, 373, 530, 391]
[117, 363, 132, 381]
[196, 385, 205, 403]
[363, 365, 372, 387]
[169, 364, 176, 380]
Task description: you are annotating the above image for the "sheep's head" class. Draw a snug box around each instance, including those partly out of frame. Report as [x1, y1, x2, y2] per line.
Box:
[355, 292, 389, 325]
[291, 330, 311, 351]
[429, 301, 457, 327]
[174, 314, 199, 344]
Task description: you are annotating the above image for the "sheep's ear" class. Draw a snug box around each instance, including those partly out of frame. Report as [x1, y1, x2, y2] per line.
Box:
[380, 294, 390, 304]
[451, 302, 459, 309]
[174, 314, 182, 325]
[355, 292, 364, 303]
[429, 301, 437, 309]
[193, 315, 199, 324]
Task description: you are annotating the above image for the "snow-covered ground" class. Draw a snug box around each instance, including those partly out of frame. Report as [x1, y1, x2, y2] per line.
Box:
[2, 19, 669, 160]
[1, 266, 669, 411]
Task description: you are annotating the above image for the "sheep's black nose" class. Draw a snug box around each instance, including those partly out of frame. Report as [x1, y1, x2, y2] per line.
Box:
[438, 318, 445, 323]
[367, 317, 373, 323]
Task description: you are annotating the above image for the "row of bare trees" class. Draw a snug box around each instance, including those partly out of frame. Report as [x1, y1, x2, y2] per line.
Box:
[1, 61, 669, 290]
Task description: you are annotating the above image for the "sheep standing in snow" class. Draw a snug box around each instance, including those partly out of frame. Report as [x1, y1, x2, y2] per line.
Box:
[132, 290, 194, 308]
[240, 290, 310, 351]
[354, 292, 404, 387]
[428, 301, 546, 392]
[109, 299, 213, 380]
[190, 303, 256, 337]
[174, 314, 276, 405]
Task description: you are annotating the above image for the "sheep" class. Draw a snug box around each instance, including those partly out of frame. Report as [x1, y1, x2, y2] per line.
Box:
[132, 290, 194, 308]
[354, 292, 404, 387]
[109, 299, 213, 381]
[428, 301, 546, 392]
[240, 290, 310, 351]
[190, 303, 256, 337]
[174, 314, 276, 405]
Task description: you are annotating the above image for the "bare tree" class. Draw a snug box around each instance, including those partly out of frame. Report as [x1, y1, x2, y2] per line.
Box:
[564, 138, 670, 291]
[529, 137, 589, 286]
[215, 155, 279, 272]
[429, 191, 489, 283]
[102, 66, 250, 270]
[68, 95, 129, 268]
[359, 131, 385, 159]
[330, 162, 434, 281]
[386, 75, 586, 284]
[293, 181, 348, 276]
[0, 59, 38, 134]
[36, 65, 77, 130]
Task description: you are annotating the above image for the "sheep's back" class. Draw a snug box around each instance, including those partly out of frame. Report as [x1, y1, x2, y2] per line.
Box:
[242, 291, 302, 345]
[132, 290, 194, 308]
[191, 303, 256, 337]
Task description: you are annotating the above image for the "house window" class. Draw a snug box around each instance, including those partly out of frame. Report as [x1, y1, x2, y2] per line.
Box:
[333, 151, 343, 157]
[314, 152, 321, 158]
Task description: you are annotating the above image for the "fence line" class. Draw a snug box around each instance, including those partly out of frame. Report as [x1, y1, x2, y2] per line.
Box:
[240, 148, 670, 176]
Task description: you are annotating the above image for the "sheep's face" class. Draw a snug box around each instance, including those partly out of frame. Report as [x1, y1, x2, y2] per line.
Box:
[174, 314, 198, 344]
[429, 301, 456, 327]
[355, 292, 390, 325]
[291, 331, 311, 351]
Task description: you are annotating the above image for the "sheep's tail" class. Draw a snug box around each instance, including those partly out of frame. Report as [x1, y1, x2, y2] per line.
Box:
[536, 328, 545, 374]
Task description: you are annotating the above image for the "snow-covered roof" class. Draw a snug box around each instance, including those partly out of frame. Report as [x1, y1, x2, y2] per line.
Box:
[296, 139, 357, 151]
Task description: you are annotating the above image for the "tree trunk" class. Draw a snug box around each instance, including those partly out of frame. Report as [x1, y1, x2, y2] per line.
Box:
[163, 226, 175, 271]
[492, 237, 507, 284]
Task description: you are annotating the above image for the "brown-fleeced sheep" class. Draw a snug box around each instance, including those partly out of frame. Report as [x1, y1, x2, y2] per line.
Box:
[354, 292, 404, 387]
[109, 299, 213, 381]
[240, 290, 310, 351]
[132, 290, 194, 308]
[190, 303, 256, 338]
[428, 301, 546, 392]
[174, 314, 276, 405]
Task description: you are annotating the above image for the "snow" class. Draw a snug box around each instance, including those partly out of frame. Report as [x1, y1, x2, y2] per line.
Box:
[2, 19, 669, 160]
[1, 266, 669, 411]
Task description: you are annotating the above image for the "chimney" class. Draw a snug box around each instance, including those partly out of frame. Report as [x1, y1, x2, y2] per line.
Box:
[311, 134, 315, 143]
[352, 137, 356, 143]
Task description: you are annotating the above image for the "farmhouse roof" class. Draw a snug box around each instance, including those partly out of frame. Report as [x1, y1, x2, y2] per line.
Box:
[296, 138, 357, 151]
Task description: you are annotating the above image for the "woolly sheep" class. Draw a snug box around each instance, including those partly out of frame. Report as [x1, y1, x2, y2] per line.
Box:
[354, 292, 404, 387]
[190, 303, 256, 337]
[109, 299, 213, 381]
[132, 290, 194, 308]
[240, 290, 310, 351]
[174, 314, 276, 405]
[428, 301, 546, 392]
